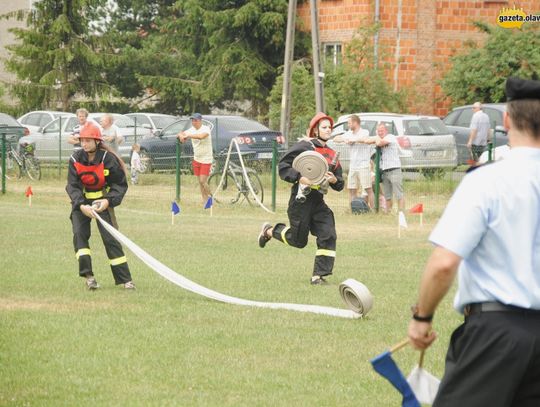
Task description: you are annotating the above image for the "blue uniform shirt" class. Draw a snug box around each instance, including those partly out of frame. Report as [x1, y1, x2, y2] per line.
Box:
[429, 147, 540, 313]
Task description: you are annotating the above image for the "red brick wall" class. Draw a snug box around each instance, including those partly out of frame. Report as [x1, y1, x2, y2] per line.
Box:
[297, 0, 539, 116]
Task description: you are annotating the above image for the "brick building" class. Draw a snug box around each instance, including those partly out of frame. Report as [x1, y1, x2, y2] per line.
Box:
[297, 0, 539, 116]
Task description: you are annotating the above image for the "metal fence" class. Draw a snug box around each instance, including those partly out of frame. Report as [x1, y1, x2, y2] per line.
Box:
[3, 131, 504, 222]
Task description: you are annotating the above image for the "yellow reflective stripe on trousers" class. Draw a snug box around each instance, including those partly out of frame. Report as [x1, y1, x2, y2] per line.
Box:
[280, 227, 290, 245]
[110, 256, 127, 266]
[316, 249, 336, 257]
[84, 190, 104, 199]
[76, 248, 91, 259]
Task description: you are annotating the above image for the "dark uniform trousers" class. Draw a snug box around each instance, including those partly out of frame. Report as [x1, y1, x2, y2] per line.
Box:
[271, 192, 336, 277]
[70, 208, 132, 284]
[434, 311, 540, 407]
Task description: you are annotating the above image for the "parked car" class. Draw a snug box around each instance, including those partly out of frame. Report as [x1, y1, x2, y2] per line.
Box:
[138, 115, 286, 173]
[442, 103, 508, 165]
[17, 110, 72, 134]
[88, 113, 153, 161]
[125, 113, 179, 136]
[330, 113, 458, 173]
[23, 113, 152, 162]
[0, 112, 28, 142]
[23, 113, 80, 160]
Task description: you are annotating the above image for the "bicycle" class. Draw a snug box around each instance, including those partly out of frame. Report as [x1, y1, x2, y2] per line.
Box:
[0, 140, 42, 181]
[207, 160, 264, 205]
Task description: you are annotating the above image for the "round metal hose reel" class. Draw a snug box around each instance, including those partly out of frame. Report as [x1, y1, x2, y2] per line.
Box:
[339, 279, 374, 317]
[292, 151, 328, 185]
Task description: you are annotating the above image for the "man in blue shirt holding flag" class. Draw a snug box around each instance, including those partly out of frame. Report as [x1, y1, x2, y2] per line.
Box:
[407, 77, 540, 406]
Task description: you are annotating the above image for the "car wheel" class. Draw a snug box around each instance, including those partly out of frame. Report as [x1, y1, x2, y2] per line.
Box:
[139, 150, 153, 173]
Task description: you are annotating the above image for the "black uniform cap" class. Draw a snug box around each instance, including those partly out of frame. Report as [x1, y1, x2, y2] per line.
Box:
[506, 77, 540, 101]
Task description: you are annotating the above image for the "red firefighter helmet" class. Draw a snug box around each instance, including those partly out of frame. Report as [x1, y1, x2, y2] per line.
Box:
[78, 123, 103, 141]
[308, 112, 334, 138]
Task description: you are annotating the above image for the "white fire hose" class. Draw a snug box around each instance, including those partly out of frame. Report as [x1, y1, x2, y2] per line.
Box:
[292, 150, 328, 184]
[93, 211, 374, 319]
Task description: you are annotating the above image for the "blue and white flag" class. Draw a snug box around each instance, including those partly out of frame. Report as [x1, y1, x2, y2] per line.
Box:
[204, 196, 213, 209]
[172, 201, 180, 215]
[371, 350, 420, 407]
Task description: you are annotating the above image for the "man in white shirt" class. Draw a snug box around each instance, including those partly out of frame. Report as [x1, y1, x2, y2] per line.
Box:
[407, 77, 540, 407]
[178, 113, 213, 204]
[467, 102, 491, 162]
[334, 114, 374, 208]
[100, 114, 123, 153]
[366, 123, 404, 213]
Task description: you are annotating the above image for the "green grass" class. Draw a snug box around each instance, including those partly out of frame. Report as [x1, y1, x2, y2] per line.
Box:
[0, 177, 461, 406]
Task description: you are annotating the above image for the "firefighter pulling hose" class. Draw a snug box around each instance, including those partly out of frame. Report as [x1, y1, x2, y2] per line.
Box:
[65, 122, 135, 290]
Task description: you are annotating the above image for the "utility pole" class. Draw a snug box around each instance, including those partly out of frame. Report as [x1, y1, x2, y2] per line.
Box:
[309, 0, 325, 113]
[280, 0, 297, 146]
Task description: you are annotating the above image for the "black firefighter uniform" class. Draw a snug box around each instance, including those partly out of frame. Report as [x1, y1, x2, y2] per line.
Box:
[66, 148, 133, 284]
[272, 138, 344, 278]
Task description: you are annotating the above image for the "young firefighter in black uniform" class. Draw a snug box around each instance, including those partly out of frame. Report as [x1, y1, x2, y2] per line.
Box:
[258, 112, 344, 285]
[66, 123, 135, 290]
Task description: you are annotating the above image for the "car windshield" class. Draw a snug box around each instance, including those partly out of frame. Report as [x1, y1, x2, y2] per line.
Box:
[112, 115, 135, 128]
[0, 113, 20, 126]
[404, 119, 448, 136]
[151, 116, 177, 129]
[218, 117, 269, 132]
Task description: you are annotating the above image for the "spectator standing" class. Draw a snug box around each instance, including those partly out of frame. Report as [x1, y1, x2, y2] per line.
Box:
[68, 108, 91, 146]
[177, 113, 213, 204]
[66, 122, 135, 290]
[130, 143, 143, 185]
[467, 102, 491, 162]
[257, 112, 344, 285]
[100, 113, 123, 153]
[366, 123, 404, 213]
[334, 114, 374, 208]
[407, 77, 540, 406]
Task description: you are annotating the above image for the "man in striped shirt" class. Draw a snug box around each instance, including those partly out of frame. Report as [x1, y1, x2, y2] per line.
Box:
[367, 123, 405, 213]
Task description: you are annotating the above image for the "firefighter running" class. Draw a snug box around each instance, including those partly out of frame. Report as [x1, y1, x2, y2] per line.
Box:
[258, 112, 344, 285]
[66, 122, 135, 290]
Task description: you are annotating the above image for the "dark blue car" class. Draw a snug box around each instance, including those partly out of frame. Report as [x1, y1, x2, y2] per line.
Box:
[137, 115, 285, 173]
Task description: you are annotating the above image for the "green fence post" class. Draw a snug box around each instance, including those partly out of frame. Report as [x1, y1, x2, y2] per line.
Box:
[374, 146, 381, 213]
[175, 138, 181, 201]
[58, 115, 63, 178]
[1, 134, 6, 194]
[271, 139, 278, 211]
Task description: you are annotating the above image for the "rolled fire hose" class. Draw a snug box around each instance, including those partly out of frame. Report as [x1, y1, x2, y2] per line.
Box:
[338, 279, 374, 317]
[93, 211, 373, 319]
[292, 151, 328, 184]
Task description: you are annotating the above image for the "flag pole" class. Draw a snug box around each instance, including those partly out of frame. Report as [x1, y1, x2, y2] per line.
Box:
[390, 338, 410, 353]
[418, 350, 425, 368]
[171, 211, 174, 225]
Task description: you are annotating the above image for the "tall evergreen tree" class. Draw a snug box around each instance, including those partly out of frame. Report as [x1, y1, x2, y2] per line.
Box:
[136, 0, 310, 116]
[3, 0, 108, 111]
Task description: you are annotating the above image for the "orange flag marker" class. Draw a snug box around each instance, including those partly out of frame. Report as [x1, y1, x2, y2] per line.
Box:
[25, 186, 33, 206]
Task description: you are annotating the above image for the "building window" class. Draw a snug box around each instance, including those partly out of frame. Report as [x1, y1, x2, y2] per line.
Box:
[323, 42, 342, 67]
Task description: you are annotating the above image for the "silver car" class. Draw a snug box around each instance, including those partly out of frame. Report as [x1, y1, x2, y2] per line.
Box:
[330, 113, 457, 173]
[88, 113, 153, 160]
[18, 110, 72, 134]
[23, 113, 153, 162]
[125, 113, 179, 136]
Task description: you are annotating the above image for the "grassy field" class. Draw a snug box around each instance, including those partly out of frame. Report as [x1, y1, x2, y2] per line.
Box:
[0, 176, 462, 407]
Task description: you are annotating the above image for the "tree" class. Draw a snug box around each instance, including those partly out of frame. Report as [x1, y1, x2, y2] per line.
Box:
[136, 0, 310, 116]
[267, 23, 406, 140]
[2, 0, 109, 112]
[441, 22, 540, 106]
